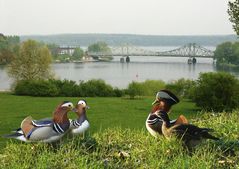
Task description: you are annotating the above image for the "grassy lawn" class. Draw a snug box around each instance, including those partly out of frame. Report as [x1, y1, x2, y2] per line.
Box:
[0, 93, 238, 168]
[0, 92, 199, 149]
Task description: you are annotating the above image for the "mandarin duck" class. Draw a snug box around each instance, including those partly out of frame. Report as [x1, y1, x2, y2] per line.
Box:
[70, 100, 90, 135]
[3, 101, 74, 143]
[146, 90, 189, 138]
[160, 111, 219, 149]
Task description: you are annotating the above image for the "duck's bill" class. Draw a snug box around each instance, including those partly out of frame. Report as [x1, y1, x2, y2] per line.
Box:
[152, 99, 159, 105]
[86, 106, 90, 109]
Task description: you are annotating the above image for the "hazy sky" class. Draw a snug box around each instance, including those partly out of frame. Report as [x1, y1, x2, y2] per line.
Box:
[0, 0, 235, 35]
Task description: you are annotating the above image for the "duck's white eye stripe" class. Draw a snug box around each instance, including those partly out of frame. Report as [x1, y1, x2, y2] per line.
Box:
[77, 100, 86, 105]
[61, 102, 73, 108]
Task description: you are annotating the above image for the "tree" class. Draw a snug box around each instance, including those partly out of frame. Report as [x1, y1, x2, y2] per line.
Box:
[228, 0, 239, 35]
[193, 72, 239, 112]
[46, 43, 59, 59]
[8, 40, 53, 81]
[214, 42, 239, 65]
[72, 47, 84, 60]
[88, 41, 111, 53]
[0, 34, 20, 64]
[88, 42, 113, 60]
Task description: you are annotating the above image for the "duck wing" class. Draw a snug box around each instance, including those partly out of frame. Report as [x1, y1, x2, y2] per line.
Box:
[172, 124, 219, 141]
[32, 118, 53, 127]
[171, 124, 203, 140]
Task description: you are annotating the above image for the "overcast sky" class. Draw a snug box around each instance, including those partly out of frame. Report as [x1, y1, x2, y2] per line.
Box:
[0, 0, 236, 36]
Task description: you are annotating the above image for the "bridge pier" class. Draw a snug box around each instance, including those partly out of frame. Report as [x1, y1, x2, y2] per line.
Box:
[120, 56, 130, 63]
[188, 57, 197, 64]
[126, 56, 130, 63]
[120, 57, 124, 63]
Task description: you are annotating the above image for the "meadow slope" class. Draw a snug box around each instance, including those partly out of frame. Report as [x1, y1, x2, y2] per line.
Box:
[0, 93, 238, 168]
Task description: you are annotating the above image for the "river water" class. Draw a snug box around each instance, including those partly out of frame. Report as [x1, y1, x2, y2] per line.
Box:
[0, 46, 238, 90]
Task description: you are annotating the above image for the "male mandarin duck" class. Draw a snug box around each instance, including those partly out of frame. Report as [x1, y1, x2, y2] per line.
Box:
[3, 101, 74, 143]
[160, 111, 219, 149]
[70, 100, 90, 135]
[146, 89, 189, 137]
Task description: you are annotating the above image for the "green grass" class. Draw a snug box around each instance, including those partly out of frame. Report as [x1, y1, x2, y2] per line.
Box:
[0, 112, 238, 168]
[0, 93, 238, 168]
[0, 93, 199, 149]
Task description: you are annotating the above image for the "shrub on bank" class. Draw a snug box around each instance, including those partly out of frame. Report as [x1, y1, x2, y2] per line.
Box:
[165, 78, 196, 99]
[49, 79, 81, 97]
[193, 72, 239, 112]
[79, 79, 115, 97]
[14, 79, 120, 97]
[126, 80, 165, 98]
[14, 80, 59, 96]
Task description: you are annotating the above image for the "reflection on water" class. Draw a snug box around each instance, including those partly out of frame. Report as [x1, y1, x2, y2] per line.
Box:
[1, 55, 239, 90]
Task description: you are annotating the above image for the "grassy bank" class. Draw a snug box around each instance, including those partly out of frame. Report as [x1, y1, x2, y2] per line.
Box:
[0, 92, 199, 149]
[0, 112, 238, 168]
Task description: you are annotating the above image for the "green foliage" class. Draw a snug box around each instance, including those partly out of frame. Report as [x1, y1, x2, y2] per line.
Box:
[165, 78, 196, 99]
[46, 43, 59, 59]
[126, 81, 143, 99]
[88, 41, 111, 54]
[0, 34, 20, 64]
[8, 40, 53, 81]
[14, 80, 59, 97]
[193, 72, 239, 112]
[79, 79, 115, 97]
[228, 0, 239, 35]
[214, 42, 239, 66]
[13, 79, 122, 97]
[126, 80, 165, 98]
[49, 79, 81, 97]
[88, 41, 112, 61]
[1, 111, 238, 168]
[72, 47, 84, 60]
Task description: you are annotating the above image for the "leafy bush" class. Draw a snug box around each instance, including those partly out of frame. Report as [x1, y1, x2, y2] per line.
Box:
[14, 79, 120, 97]
[193, 72, 239, 112]
[126, 81, 143, 99]
[113, 88, 124, 97]
[15, 80, 59, 97]
[79, 79, 115, 97]
[140, 80, 165, 96]
[49, 79, 81, 97]
[126, 80, 165, 98]
[165, 78, 196, 99]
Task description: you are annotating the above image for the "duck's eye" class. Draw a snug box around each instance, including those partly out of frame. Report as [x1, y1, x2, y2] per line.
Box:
[68, 104, 71, 107]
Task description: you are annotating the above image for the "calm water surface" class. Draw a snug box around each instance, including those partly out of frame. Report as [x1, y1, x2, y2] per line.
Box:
[0, 56, 216, 90]
[0, 46, 236, 90]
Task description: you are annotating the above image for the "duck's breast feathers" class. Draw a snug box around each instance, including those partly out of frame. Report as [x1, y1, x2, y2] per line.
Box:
[71, 120, 90, 134]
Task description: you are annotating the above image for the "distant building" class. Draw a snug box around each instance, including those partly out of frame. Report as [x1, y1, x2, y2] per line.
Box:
[57, 46, 76, 56]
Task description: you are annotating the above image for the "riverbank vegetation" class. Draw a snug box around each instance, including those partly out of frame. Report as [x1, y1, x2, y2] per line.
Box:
[12, 72, 239, 112]
[214, 41, 239, 67]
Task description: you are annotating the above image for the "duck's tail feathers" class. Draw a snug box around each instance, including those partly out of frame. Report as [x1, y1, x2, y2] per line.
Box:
[201, 128, 215, 132]
[11, 128, 23, 133]
[2, 132, 24, 138]
[202, 132, 220, 140]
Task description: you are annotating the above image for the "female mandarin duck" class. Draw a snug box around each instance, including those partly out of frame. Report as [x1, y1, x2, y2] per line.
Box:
[146, 89, 189, 137]
[70, 100, 90, 135]
[4, 101, 74, 143]
[160, 110, 219, 149]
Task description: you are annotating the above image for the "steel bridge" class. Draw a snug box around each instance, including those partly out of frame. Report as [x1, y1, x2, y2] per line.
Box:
[88, 43, 214, 58]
